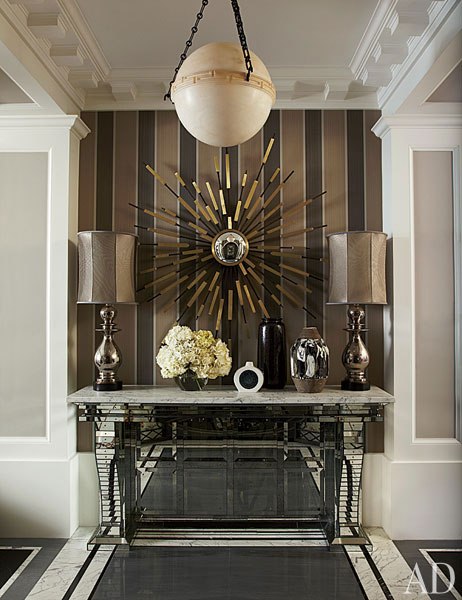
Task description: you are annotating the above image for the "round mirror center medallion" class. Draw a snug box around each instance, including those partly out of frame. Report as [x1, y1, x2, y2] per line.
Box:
[212, 230, 249, 266]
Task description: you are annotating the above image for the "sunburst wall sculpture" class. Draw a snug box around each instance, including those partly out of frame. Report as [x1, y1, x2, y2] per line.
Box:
[132, 136, 326, 334]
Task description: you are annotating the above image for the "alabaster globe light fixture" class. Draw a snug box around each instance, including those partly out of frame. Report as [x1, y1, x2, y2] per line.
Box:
[78, 231, 137, 391]
[327, 231, 387, 391]
[165, 1, 275, 147]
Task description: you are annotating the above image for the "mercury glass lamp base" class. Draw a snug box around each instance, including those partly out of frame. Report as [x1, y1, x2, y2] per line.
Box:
[93, 380, 123, 392]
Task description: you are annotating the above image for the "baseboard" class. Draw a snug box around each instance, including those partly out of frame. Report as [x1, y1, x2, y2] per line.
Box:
[0, 455, 79, 537]
[382, 455, 462, 539]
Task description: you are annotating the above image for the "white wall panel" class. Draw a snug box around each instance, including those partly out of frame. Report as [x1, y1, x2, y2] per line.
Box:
[0, 152, 48, 437]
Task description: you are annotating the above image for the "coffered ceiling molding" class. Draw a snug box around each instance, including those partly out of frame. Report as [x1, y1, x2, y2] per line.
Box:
[1, 0, 459, 114]
[2, 0, 110, 111]
[27, 12, 66, 38]
[351, 0, 449, 90]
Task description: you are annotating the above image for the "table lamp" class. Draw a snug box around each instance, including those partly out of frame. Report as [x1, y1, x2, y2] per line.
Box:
[77, 231, 137, 391]
[326, 231, 387, 391]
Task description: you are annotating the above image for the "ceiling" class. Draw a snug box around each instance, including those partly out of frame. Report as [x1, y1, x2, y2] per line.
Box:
[75, 0, 377, 69]
[0, 0, 459, 112]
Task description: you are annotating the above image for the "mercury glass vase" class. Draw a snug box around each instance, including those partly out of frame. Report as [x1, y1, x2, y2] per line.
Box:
[174, 369, 208, 391]
[290, 327, 329, 393]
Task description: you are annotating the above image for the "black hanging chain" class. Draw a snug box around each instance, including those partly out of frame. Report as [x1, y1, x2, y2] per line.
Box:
[164, 0, 209, 101]
[230, 0, 253, 81]
[164, 0, 254, 102]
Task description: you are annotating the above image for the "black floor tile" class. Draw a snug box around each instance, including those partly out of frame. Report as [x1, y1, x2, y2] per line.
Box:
[0, 538, 66, 600]
[91, 546, 365, 600]
[0, 549, 32, 588]
[395, 540, 462, 600]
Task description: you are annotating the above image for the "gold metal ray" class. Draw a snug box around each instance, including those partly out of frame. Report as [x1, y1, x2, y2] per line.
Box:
[143, 270, 177, 289]
[247, 268, 263, 285]
[243, 284, 256, 313]
[235, 279, 244, 306]
[206, 205, 219, 225]
[187, 269, 207, 289]
[160, 274, 188, 295]
[209, 285, 220, 315]
[187, 280, 208, 308]
[157, 242, 189, 248]
[205, 182, 219, 212]
[243, 179, 259, 210]
[174, 172, 186, 186]
[281, 264, 310, 277]
[282, 225, 327, 239]
[234, 200, 242, 222]
[227, 289, 233, 320]
[283, 198, 313, 220]
[225, 153, 231, 189]
[258, 299, 270, 318]
[219, 189, 227, 215]
[183, 249, 204, 255]
[215, 298, 225, 331]
[276, 283, 301, 308]
[244, 167, 280, 215]
[208, 271, 220, 291]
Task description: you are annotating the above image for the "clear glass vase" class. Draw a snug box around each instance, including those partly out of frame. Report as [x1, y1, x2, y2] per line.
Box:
[174, 369, 208, 391]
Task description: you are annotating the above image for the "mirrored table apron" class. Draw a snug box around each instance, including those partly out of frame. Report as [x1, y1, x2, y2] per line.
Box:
[68, 385, 394, 549]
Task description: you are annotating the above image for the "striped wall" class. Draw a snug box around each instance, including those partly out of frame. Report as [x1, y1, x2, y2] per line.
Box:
[77, 109, 384, 451]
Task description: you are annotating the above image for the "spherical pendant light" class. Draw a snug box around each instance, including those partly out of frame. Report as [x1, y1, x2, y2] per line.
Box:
[171, 42, 276, 148]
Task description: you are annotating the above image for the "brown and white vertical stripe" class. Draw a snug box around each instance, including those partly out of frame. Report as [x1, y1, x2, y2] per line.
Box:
[77, 109, 384, 451]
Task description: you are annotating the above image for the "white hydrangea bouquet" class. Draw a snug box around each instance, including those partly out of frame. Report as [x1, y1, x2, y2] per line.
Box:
[156, 325, 232, 389]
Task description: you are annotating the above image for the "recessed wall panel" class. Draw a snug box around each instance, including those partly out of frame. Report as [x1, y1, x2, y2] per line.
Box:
[0, 152, 48, 437]
[414, 151, 455, 438]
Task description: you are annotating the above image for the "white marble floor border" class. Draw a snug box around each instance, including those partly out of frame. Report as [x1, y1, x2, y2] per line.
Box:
[0, 547, 40, 598]
[344, 545, 389, 600]
[364, 528, 432, 600]
[23, 528, 112, 600]
[419, 548, 462, 600]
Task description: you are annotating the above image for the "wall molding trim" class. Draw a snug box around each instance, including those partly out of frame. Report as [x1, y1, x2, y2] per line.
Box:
[372, 113, 462, 137]
[0, 114, 90, 138]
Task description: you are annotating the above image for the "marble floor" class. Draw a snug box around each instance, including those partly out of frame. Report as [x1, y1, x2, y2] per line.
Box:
[1, 528, 460, 600]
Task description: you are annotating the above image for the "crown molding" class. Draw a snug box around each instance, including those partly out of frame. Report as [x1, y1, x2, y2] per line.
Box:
[378, 0, 461, 112]
[54, 0, 110, 80]
[1, 0, 84, 109]
[84, 65, 378, 110]
[372, 113, 462, 138]
[350, 0, 449, 92]
[0, 114, 91, 138]
[3, 0, 455, 114]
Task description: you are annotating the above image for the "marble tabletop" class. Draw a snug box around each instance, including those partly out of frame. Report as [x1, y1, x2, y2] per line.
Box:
[68, 384, 394, 405]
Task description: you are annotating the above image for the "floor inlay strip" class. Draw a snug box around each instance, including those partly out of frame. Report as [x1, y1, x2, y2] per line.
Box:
[25, 528, 105, 600]
[366, 528, 432, 600]
[344, 546, 388, 600]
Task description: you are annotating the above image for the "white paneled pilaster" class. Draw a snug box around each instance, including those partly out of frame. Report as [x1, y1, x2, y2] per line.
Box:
[371, 115, 462, 539]
[0, 115, 89, 537]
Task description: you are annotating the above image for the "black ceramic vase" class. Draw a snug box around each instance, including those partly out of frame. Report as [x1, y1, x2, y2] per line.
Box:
[257, 318, 287, 389]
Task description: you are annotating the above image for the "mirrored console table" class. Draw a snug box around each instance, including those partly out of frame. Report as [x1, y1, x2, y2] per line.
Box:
[68, 385, 394, 548]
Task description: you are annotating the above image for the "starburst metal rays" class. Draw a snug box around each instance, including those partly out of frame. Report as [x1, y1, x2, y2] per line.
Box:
[133, 137, 326, 334]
